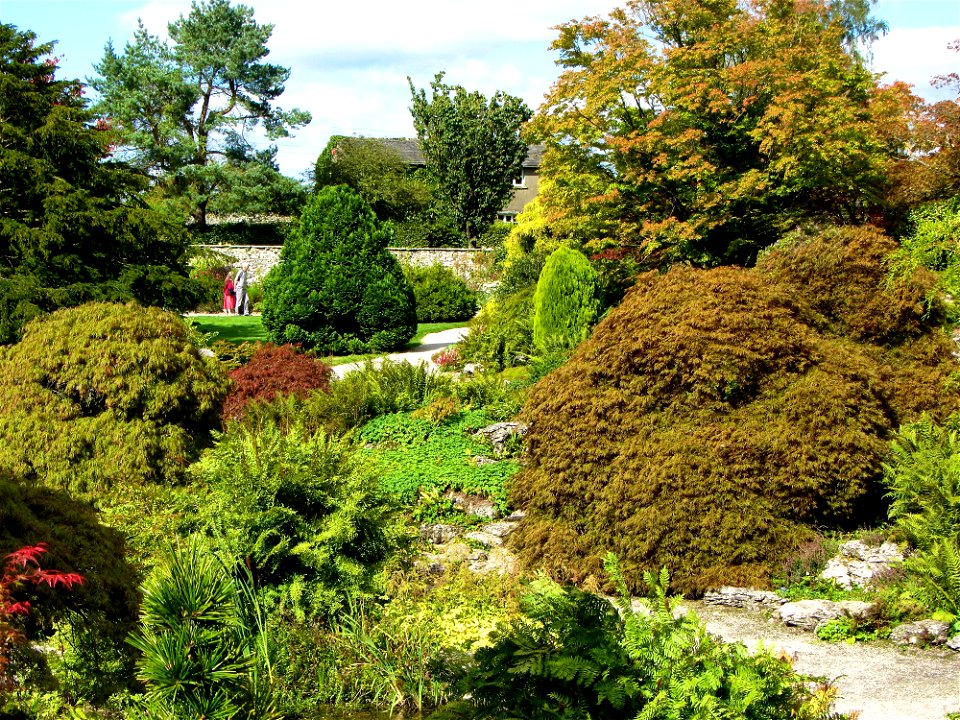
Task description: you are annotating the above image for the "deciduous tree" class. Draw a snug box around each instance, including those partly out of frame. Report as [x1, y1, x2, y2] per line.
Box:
[92, 0, 310, 227]
[409, 73, 532, 242]
[531, 0, 904, 266]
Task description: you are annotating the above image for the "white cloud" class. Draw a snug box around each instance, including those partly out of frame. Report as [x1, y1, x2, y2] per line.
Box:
[872, 25, 959, 101]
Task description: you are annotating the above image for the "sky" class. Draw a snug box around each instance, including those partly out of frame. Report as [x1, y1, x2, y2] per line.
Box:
[1, 0, 958, 181]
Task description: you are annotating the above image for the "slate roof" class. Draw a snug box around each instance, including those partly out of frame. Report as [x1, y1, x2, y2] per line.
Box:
[345, 138, 544, 168]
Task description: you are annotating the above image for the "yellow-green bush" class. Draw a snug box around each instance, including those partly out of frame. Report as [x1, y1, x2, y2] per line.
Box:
[0, 302, 227, 498]
[510, 227, 960, 594]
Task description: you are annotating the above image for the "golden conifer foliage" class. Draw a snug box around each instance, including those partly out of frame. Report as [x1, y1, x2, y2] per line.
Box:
[510, 227, 960, 594]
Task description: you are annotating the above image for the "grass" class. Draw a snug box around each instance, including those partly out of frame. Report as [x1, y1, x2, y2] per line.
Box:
[186, 315, 468, 364]
[187, 314, 269, 343]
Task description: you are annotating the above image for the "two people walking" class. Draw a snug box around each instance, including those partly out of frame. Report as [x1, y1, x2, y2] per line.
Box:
[222, 265, 252, 315]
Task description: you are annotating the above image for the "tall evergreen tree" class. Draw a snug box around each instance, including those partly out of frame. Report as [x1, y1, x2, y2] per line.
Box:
[92, 0, 311, 227]
[0, 24, 198, 343]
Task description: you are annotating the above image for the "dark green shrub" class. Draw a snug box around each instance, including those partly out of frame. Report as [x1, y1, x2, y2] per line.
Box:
[220, 343, 332, 425]
[191, 420, 397, 618]
[510, 227, 960, 594]
[403, 264, 479, 322]
[260, 186, 417, 353]
[0, 302, 227, 498]
[532, 245, 599, 353]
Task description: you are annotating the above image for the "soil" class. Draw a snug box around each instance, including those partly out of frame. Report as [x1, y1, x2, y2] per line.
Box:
[689, 601, 960, 720]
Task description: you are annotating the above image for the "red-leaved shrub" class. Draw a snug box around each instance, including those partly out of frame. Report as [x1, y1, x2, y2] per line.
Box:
[221, 344, 332, 425]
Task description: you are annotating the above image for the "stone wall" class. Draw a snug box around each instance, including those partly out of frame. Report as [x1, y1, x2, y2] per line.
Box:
[199, 245, 492, 284]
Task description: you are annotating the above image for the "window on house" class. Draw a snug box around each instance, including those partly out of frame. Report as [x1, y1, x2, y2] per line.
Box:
[497, 212, 518, 223]
[512, 171, 525, 188]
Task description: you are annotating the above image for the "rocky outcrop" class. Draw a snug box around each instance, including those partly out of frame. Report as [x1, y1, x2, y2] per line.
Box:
[774, 599, 875, 631]
[820, 540, 905, 589]
[474, 422, 528, 456]
[889, 620, 952, 647]
[703, 587, 787, 610]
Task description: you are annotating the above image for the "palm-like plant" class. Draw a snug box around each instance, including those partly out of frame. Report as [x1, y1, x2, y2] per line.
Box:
[129, 537, 278, 719]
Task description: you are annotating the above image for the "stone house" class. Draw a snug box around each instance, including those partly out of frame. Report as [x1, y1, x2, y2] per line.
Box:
[356, 138, 544, 223]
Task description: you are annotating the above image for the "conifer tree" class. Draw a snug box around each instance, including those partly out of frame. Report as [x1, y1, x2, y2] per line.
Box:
[532, 246, 599, 353]
[260, 186, 417, 353]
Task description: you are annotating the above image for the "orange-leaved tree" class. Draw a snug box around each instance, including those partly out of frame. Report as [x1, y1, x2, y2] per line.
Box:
[529, 0, 911, 266]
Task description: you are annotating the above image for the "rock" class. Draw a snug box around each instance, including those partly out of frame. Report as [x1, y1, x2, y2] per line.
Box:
[420, 524, 461, 544]
[474, 456, 498, 466]
[465, 530, 503, 548]
[890, 620, 951, 646]
[503, 509, 526, 522]
[199, 347, 216, 357]
[774, 599, 874, 631]
[474, 422, 528, 455]
[443, 490, 500, 519]
[703, 587, 787, 610]
[462, 363, 479, 375]
[820, 540, 905, 589]
[947, 634, 960, 652]
[480, 521, 519, 539]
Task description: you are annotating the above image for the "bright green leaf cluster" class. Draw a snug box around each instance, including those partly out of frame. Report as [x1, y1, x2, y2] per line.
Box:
[532, 245, 599, 353]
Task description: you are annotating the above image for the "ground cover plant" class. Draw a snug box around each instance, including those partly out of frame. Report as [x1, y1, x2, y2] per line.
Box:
[360, 409, 518, 515]
[510, 226, 960, 594]
[439, 557, 849, 720]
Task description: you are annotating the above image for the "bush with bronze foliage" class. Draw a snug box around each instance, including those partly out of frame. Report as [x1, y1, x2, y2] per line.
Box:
[0, 302, 227, 499]
[509, 226, 960, 595]
[220, 343, 332, 425]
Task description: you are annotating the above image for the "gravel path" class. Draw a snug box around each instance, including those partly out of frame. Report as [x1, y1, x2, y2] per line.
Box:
[689, 601, 960, 720]
[331, 327, 469, 378]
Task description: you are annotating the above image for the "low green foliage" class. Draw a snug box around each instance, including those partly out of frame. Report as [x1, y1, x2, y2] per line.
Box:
[458, 286, 535, 371]
[0, 302, 227, 499]
[815, 615, 877, 644]
[440, 557, 849, 720]
[403, 264, 479, 323]
[129, 537, 279, 720]
[299, 360, 452, 437]
[884, 414, 960, 618]
[190, 419, 397, 619]
[268, 567, 522, 716]
[360, 410, 517, 510]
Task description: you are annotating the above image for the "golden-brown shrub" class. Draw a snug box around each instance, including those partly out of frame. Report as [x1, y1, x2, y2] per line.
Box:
[510, 227, 960, 595]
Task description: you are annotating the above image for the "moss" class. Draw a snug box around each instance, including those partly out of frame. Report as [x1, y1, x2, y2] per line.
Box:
[510, 226, 960, 595]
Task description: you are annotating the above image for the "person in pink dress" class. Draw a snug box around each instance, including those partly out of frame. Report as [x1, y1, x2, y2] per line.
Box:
[222, 272, 236, 313]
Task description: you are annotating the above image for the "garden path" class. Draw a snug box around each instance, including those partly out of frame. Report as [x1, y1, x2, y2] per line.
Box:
[689, 601, 960, 720]
[331, 327, 469, 378]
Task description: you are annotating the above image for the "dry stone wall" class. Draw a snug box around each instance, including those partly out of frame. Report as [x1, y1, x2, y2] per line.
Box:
[199, 245, 491, 284]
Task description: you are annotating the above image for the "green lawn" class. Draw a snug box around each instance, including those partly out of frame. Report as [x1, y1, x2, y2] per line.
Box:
[186, 316, 468, 363]
[186, 314, 269, 344]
